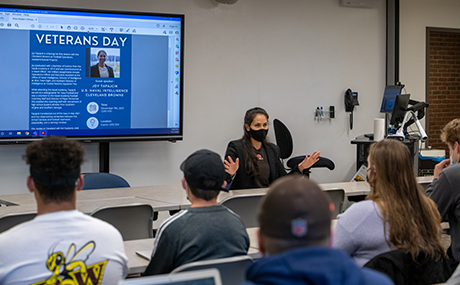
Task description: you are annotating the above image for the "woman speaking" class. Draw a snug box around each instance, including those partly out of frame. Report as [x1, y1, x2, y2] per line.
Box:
[224, 107, 320, 190]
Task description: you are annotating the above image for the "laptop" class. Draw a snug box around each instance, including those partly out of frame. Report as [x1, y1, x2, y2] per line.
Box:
[117, 268, 222, 285]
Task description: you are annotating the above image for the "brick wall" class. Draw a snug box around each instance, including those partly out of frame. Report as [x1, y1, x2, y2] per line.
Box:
[427, 30, 460, 153]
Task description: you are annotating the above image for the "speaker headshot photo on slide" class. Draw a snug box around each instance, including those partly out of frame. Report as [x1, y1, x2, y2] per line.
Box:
[90, 48, 120, 78]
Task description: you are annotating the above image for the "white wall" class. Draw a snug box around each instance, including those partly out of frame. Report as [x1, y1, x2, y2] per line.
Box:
[0, 0, 387, 195]
[399, 0, 460, 110]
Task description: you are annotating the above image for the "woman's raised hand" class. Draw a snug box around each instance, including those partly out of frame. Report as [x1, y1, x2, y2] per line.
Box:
[224, 156, 239, 176]
[298, 151, 321, 172]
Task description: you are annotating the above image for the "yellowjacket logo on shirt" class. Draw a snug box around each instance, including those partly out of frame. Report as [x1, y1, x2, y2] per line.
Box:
[32, 241, 108, 285]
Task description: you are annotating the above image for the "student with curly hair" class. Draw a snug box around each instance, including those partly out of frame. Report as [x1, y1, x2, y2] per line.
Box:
[0, 137, 127, 284]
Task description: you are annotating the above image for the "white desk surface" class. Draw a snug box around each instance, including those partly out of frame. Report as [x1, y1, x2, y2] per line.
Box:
[0, 197, 175, 217]
[226, 176, 432, 198]
[416, 176, 433, 183]
[226, 183, 368, 196]
[124, 238, 154, 275]
[0, 203, 37, 216]
[0, 176, 434, 217]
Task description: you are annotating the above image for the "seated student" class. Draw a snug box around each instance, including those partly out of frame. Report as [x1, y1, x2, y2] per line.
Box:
[143, 149, 249, 276]
[242, 175, 393, 285]
[426, 118, 460, 264]
[224, 107, 320, 190]
[0, 137, 128, 284]
[333, 139, 447, 267]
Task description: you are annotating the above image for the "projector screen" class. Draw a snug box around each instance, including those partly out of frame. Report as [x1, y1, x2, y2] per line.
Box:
[0, 5, 184, 143]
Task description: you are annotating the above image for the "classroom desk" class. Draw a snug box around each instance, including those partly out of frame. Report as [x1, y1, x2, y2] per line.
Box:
[125, 238, 154, 275]
[320, 181, 370, 196]
[227, 181, 370, 199]
[416, 175, 434, 190]
[222, 182, 370, 205]
[222, 176, 433, 204]
[0, 197, 175, 218]
[124, 227, 261, 275]
[0, 185, 187, 209]
[0, 203, 37, 216]
[0, 177, 433, 217]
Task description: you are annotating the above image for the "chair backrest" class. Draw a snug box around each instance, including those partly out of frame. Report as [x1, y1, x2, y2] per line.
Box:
[286, 155, 336, 171]
[274, 118, 335, 174]
[323, 189, 345, 218]
[171, 255, 253, 285]
[273, 118, 293, 160]
[0, 213, 36, 234]
[90, 204, 155, 241]
[82, 172, 130, 190]
[220, 194, 265, 228]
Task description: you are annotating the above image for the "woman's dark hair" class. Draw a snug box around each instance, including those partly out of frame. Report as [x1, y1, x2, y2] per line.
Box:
[97, 50, 107, 57]
[240, 107, 269, 177]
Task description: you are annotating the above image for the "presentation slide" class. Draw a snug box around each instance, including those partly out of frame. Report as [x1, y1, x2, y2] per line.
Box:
[30, 31, 133, 132]
[0, 7, 182, 140]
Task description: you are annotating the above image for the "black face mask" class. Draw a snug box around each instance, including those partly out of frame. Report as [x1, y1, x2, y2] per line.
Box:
[249, 128, 268, 142]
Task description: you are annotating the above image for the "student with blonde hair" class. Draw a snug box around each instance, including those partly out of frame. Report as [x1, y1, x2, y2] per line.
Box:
[334, 139, 447, 277]
[427, 118, 460, 263]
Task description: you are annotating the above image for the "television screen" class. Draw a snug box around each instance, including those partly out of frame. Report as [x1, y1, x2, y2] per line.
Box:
[0, 5, 184, 143]
[380, 85, 402, 113]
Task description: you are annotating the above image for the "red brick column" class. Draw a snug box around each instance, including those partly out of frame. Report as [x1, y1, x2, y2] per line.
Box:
[427, 30, 460, 152]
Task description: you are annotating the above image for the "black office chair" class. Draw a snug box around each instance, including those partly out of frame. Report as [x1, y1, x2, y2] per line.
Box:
[82, 172, 130, 190]
[273, 118, 335, 177]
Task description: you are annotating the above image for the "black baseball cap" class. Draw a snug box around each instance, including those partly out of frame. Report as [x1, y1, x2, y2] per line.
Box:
[180, 149, 228, 192]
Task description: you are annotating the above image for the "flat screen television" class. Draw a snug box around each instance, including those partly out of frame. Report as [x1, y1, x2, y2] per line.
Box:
[380, 85, 403, 113]
[0, 5, 184, 143]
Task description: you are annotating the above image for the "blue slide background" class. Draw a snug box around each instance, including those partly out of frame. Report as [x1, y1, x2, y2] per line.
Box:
[29, 31, 132, 131]
[0, 28, 173, 137]
[131, 35, 169, 129]
[0, 30, 30, 130]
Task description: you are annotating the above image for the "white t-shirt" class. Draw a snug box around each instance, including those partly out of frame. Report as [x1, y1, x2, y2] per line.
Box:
[0, 210, 128, 284]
